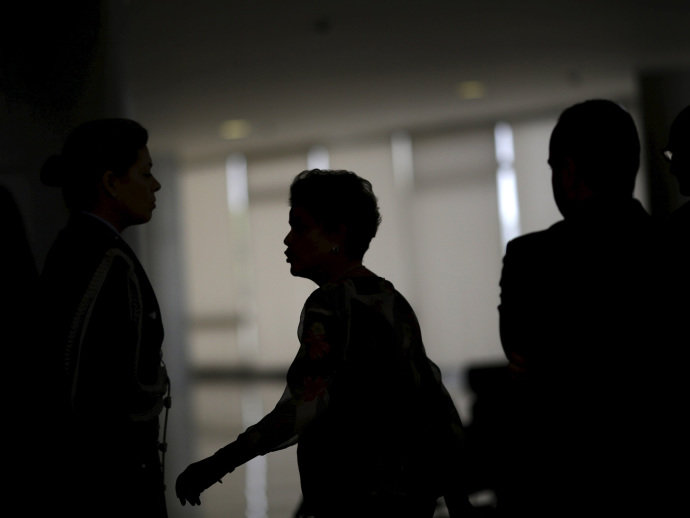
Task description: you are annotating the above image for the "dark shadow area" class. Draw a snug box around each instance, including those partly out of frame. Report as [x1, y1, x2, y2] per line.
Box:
[3, 184, 39, 505]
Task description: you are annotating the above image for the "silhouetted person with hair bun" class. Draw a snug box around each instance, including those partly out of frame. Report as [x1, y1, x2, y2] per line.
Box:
[36, 118, 169, 517]
[176, 169, 470, 518]
[497, 100, 663, 515]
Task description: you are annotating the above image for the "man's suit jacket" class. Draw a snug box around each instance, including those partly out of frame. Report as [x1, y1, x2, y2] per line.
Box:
[499, 199, 658, 383]
[496, 197, 667, 513]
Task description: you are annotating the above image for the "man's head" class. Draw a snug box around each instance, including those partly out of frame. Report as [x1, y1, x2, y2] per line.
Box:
[549, 99, 640, 217]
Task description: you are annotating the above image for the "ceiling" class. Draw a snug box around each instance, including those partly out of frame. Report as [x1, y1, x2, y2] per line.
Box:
[119, 0, 690, 162]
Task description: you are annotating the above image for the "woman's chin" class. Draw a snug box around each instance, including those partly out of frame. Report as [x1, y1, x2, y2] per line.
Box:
[289, 264, 315, 282]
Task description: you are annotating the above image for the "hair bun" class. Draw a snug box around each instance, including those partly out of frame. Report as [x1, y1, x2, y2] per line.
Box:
[40, 155, 67, 187]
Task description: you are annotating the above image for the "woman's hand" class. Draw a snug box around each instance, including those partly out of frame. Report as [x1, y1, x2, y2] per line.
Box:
[175, 455, 230, 506]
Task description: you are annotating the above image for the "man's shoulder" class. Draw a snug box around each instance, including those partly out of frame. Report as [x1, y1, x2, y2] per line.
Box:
[506, 222, 565, 253]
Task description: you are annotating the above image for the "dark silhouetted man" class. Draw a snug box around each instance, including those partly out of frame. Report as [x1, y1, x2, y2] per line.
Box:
[497, 99, 664, 515]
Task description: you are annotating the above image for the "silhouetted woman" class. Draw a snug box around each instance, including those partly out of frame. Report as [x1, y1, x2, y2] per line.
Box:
[37, 119, 169, 517]
[176, 169, 469, 518]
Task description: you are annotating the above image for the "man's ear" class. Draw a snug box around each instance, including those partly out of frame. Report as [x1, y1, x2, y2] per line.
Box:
[102, 170, 119, 198]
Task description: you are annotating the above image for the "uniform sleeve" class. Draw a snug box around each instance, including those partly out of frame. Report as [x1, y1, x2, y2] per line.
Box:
[68, 249, 156, 422]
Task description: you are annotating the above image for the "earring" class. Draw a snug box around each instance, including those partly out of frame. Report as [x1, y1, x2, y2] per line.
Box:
[330, 245, 340, 254]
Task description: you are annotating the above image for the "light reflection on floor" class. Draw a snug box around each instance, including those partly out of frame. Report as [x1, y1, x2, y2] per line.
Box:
[188, 372, 473, 518]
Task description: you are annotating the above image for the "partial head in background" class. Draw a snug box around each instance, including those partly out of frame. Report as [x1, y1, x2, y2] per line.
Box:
[548, 99, 640, 217]
[665, 105, 690, 197]
[41, 118, 161, 231]
[284, 169, 381, 284]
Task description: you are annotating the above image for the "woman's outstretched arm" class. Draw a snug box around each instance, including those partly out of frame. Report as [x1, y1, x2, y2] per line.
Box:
[176, 289, 342, 506]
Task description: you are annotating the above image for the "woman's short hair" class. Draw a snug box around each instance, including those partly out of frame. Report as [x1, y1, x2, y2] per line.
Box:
[289, 169, 381, 260]
[41, 118, 148, 210]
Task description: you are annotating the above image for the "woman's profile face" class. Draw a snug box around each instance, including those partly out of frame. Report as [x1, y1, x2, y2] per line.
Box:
[283, 206, 336, 282]
[113, 146, 161, 227]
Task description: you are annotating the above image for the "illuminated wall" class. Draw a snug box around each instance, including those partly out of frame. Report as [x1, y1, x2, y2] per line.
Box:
[175, 102, 648, 378]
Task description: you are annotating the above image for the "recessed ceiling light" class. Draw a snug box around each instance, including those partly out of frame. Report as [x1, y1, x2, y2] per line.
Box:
[219, 119, 251, 140]
[457, 81, 486, 100]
